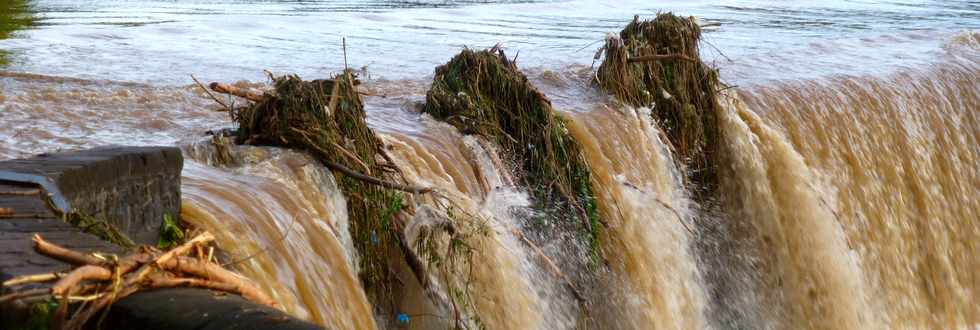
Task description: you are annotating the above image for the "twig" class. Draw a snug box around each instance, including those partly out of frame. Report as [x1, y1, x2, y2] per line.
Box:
[147, 277, 244, 298]
[3, 272, 65, 287]
[63, 284, 140, 330]
[155, 232, 215, 267]
[715, 84, 739, 93]
[342, 37, 349, 71]
[652, 198, 695, 236]
[329, 158, 434, 194]
[0, 288, 50, 304]
[294, 129, 435, 194]
[575, 39, 604, 53]
[627, 54, 696, 63]
[159, 256, 276, 307]
[329, 140, 371, 174]
[510, 228, 586, 304]
[702, 38, 732, 63]
[65, 293, 106, 302]
[191, 74, 230, 111]
[0, 188, 41, 196]
[221, 210, 298, 268]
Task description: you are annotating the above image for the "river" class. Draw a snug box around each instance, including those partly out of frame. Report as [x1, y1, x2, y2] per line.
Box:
[1, 0, 978, 328]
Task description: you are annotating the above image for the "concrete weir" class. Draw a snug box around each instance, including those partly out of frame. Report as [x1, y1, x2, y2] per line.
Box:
[0, 146, 320, 329]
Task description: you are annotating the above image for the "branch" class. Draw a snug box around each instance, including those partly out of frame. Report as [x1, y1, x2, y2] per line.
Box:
[33, 234, 104, 266]
[209, 82, 265, 103]
[51, 265, 112, 296]
[191, 75, 230, 111]
[327, 159, 434, 194]
[159, 256, 276, 307]
[0, 288, 50, 304]
[510, 228, 585, 304]
[154, 232, 215, 267]
[62, 285, 140, 330]
[293, 129, 434, 194]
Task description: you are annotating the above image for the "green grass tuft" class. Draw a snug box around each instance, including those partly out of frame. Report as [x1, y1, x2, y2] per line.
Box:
[158, 213, 185, 250]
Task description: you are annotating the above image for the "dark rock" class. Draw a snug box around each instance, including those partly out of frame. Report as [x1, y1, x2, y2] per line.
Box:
[99, 288, 323, 330]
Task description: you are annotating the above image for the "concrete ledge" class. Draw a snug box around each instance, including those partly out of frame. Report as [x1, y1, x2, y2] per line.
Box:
[0, 146, 183, 245]
[0, 146, 322, 329]
[0, 180, 125, 281]
[100, 288, 321, 330]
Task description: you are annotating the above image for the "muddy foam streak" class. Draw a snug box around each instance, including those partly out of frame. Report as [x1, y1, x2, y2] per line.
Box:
[380, 117, 577, 329]
[735, 54, 979, 328]
[564, 106, 708, 329]
[179, 146, 377, 329]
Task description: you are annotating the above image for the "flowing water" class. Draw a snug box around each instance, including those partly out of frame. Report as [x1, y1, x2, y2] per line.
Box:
[1, 0, 978, 329]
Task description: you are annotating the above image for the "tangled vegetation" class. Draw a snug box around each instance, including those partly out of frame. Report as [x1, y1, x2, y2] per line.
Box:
[232, 70, 411, 305]
[422, 47, 601, 256]
[411, 203, 490, 329]
[226, 70, 491, 327]
[62, 211, 135, 250]
[596, 13, 724, 195]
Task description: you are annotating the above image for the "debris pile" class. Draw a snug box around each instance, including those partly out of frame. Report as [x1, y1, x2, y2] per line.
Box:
[596, 13, 724, 193]
[423, 47, 601, 254]
[0, 232, 272, 330]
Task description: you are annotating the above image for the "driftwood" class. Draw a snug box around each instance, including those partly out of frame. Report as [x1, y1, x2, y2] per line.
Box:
[209, 82, 265, 103]
[32, 234, 105, 266]
[159, 256, 275, 307]
[1, 232, 274, 330]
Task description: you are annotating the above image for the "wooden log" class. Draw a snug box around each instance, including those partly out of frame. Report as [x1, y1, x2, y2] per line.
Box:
[208, 82, 265, 103]
[32, 234, 105, 266]
[159, 256, 277, 308]
[51, 265, 112, 296]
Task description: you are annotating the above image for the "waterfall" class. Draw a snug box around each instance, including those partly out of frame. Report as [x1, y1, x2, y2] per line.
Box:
[179, 145, 377, 329]
[175, 51, 978, 328]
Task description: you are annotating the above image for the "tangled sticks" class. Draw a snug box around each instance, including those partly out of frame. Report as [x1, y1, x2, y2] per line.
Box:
[596, 13, 725, 196]
[0, 232, 274, 330]
[209, 71, 437, 308]
[423, 47, 601, 255]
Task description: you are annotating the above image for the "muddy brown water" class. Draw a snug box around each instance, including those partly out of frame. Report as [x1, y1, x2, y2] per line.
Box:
[1, 1, 978, 328]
